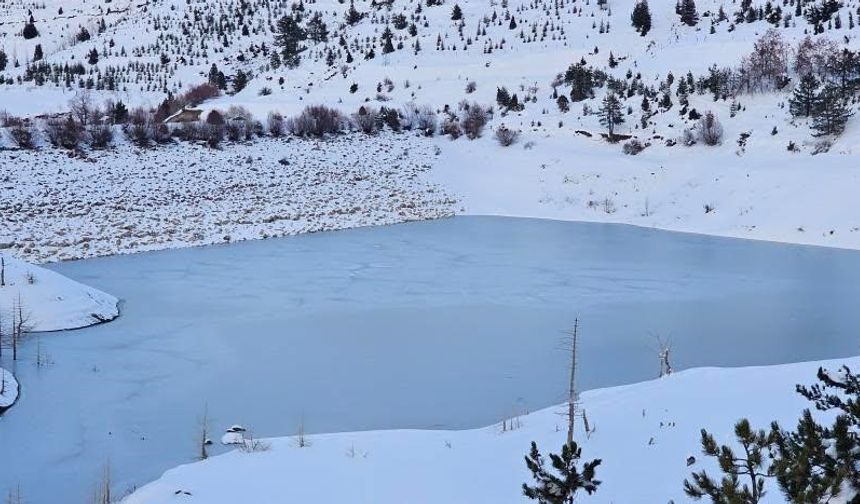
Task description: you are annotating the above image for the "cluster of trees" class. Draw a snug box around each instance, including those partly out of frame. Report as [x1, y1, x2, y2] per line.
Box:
[686, 366, 860, 503]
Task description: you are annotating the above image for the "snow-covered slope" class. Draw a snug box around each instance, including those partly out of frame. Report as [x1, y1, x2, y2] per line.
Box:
[0, 368, 18, 411]
[123, 357, 848, 504]
[0, 254, 118, 331]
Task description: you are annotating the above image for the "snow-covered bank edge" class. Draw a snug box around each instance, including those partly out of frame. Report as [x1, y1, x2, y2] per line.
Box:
[0, 254, 119, 332]
[0, 368, 19, 413]
[123, 356, 855, 504]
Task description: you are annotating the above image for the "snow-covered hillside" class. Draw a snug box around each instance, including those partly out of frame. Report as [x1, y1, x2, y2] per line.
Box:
[0, 253, 118, 331]
[122, 357, 849, 504]
[1, 133, 455, 263]
[2, 0, 859, 259]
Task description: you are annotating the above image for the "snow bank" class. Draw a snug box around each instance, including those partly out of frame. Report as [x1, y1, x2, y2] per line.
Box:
[0, 254, 118, 332]
[0, 368, 18, 411]
[123, 357, 850, 504]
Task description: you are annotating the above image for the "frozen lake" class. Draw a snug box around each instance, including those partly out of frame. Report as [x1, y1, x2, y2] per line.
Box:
[3, 216, 860, 503]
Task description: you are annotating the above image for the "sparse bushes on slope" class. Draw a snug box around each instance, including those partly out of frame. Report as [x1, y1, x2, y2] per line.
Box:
[495, 124, 520, 146]
[697, 111, 724, 146]
[287, 106, 345, 137]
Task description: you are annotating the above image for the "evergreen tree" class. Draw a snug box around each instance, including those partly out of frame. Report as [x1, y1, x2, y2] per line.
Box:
[22, 20, 39, 39]
[523, 441, 601, 504]
[496, 86, 512, 108]
[112, 101, 129, 124]
[557, 94, 570, 113]
[345, 0, 364, 25]
[771, 409, 845, 503]
[0, 50, 7, 71]
[232, 70, 249, 94]
[306, 12, 329, 43]
[382, 26, 395, 54]
[631, 0, 653, 35]
[87, 48, 99, 65]
[789, 73, 820, 117]
[684, 419, 773, 504]
[679, 0, 700, 26]
[451, 4, 463, 20]
[811, 85, 853, 136]
[598, 93, 625, 137]
[565, 62, 594, 102]
[33, 44, 43, 62]
[274, 14, 308, 68]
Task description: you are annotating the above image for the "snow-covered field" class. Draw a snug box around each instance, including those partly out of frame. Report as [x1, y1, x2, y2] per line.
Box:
[0, 253, 117, 331]
[123, 357, 847, 504]
[1, 134, 456, 263]
[0, 368, 18, 410]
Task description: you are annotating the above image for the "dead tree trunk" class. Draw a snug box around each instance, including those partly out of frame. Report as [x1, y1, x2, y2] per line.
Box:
[567, 318, 579, 446]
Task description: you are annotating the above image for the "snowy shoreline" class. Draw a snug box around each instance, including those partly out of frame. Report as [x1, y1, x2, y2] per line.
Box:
[0, 368, 19, 413]
[123, 356, 857, 504]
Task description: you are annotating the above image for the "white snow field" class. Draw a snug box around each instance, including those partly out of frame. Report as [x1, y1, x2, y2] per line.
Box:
[1, 134, 456, 263]
[0, 253, 118, 331]
[0, 368, 18, 410]
[123, 357, 849, 504]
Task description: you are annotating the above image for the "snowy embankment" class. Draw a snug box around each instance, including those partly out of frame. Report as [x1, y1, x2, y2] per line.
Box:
[433, 122, 860, 252]
[1, 134, 456, 264]
[0, 254, 118, 331]
[124, 357, 847, 504]
[0, 368, 18, 411]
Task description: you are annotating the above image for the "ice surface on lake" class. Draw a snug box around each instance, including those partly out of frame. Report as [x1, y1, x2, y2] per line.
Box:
[2, 216, 860, 503]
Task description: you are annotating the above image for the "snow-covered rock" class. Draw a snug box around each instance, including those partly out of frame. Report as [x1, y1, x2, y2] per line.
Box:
[0, 368, 19, 411]
[0, 254, 119, 332]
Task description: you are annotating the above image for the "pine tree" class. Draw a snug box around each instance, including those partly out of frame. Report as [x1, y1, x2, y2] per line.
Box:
[523, 441, 601, 504]
[631, 0, 652, 35]
[811, 85, 853, 136]
[679, 0, 700, 26]
[22, 20, 39, 39]
[307, 12, 329, 43]
[345, 0, 364, 25]
[232, 70, 249, 94]
[0, 50, 7, 71]
[451, 4, 463, 20]
[565, 62, 594, 102]
[771, 409, 845, 503]
[557, 94, 570, 112]
[684, 419, 773, 504]
[382, 26, 395, 54]
[496, 86, 512, 108]
[788, 73, 820, 117]
[33, 44, 43, 61]
[274, 14, 308, 68]
[598, 93, 625, 137]
[87, 48, 99, 65]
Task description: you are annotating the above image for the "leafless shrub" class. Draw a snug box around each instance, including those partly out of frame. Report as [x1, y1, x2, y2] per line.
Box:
[238, 434, 272, 453]
[267, 112, 285, 137]
[287, 105, 345, 137]
[622, 138, 646, 155]
[44, 115, 84, 150]
[465, 81, 477, 93]
[183, 83, 221, 106]
[125, 108, 152, 147]
[441, 114, 462, 139]
[204, 123, 224, 148]
[69, 91, 96, 127]
[8, 121, 36, 149]
[88, 122, 114, 149]
[697, 111, 724, 146]
[352, 106, 380, 134]
[460, 102, 490, 139]
[225, 121, 246, 142]
[401, 103, 437, 136]
[494, 124, 520, 146]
